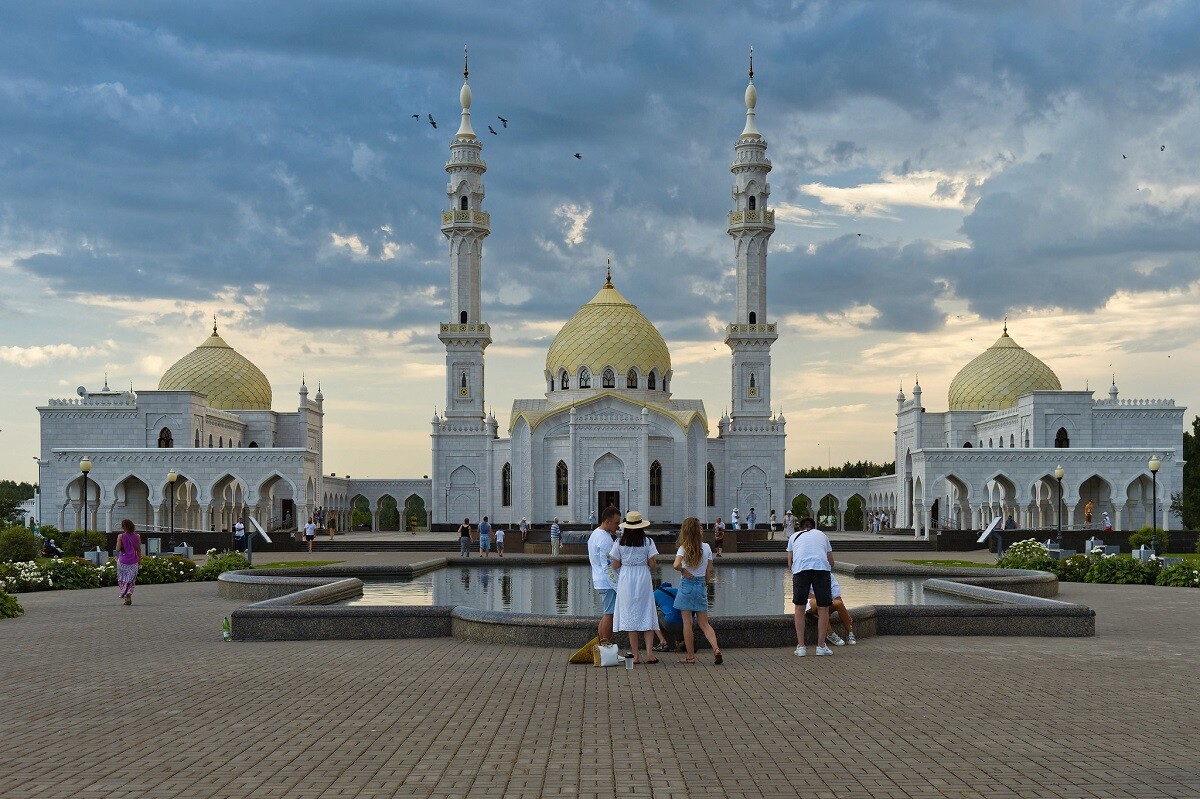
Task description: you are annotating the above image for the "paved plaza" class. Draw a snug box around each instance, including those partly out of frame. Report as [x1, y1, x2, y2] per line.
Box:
[3, 550, 1200, 799]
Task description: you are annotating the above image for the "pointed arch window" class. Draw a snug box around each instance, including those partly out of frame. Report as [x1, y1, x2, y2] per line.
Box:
[560, 370, 569, 390]
[501, 463, 512, 507]
[460, 196, 469, 211]
[555, 461, 569, 506]
[578, 367, 591, 389]
[1024, 430, 1030, 448]
[998, 437, 1004, 448]
[602, 368, 615, 388]
[1055, 427, 1070, 448]
[208, 434, 214, 448]
[649, 461, 663, 507]
[158, 427, 173, 448]
[748, 196, 756, 211]
[460, 311, 468, 324]
[219, 437, 224, 448]
[988, 438, 993, 448]
[706, 463, 716, 507]
[626, 369, 638, 389]
[647, 370, 657, 391]
[195, 430, 200, 447]
[750, 372, 756, 388]
[749, 311, 757, 324]
[249, 441, 259, 448]
[963, 442, 973, 448]
[1010, 434, 1015, 448]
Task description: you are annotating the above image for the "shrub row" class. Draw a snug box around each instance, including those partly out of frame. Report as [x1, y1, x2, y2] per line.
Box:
[0, 589, 22, 619]
[1, 549, 246, 594]
[999, 538, 1196, 587]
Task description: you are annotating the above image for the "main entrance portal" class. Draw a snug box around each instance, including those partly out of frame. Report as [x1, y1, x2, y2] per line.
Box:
[597, 491, 620, 515]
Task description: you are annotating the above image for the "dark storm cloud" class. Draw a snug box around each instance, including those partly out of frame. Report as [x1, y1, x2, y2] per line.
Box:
[3, 1, 1200, 338]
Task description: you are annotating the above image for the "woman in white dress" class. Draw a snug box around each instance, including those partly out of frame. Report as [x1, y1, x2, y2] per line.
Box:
[608, 511, 659, 664]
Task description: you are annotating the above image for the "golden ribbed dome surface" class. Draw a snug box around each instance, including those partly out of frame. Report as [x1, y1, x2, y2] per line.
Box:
[159, 329, 273, 410]
[947, 330, 1061, 411]
[545, 280, 671, 379]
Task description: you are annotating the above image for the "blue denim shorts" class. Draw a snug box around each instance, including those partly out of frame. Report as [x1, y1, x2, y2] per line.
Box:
[599, 588, 617, 615]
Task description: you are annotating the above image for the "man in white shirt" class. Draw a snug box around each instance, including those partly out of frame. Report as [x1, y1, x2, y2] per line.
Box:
[786, 516, 835, 656]
[233, 520, 246, 552]
[588, 506, 623, 643]
[730, 507, 740, 530]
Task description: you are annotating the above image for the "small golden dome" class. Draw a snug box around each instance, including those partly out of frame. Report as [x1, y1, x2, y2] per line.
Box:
[159, 327, 272, 410]
[947, 329, 1061, 411]
[545, 277, 671, 381]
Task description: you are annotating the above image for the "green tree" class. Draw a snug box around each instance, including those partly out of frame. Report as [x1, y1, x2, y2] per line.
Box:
[351, 496, 372, 530]
[379, 496, 399, 530]
[787, 460, 895, 479]
[0, 481, 36, 528]
[1171, 415, 1199, 530]
[791, 495, 811, 519]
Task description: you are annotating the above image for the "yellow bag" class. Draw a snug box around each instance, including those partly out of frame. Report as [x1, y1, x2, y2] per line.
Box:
[569, 636, 598, 664]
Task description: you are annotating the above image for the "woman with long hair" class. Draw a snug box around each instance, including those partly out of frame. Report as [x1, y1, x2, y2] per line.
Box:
[114, 518, 142, 606]
[673, 517, 722, 664]
[608, 511, 660, 664]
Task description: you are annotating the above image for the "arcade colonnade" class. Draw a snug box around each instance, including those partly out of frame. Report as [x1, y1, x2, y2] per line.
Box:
[49, 450, 318, 534]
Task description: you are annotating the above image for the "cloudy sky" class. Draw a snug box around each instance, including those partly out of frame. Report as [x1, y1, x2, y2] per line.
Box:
[2, 1, 1198, 483]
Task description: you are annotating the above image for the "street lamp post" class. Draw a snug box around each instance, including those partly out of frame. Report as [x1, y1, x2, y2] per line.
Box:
[167, 470, 178, 541]
[1054, 465, 1065, 550]
[79, 457, 92, 547]
[1149, 455, 1161, 556]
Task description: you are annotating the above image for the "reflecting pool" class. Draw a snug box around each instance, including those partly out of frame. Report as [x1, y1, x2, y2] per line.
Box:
[342, 564, 979, 615]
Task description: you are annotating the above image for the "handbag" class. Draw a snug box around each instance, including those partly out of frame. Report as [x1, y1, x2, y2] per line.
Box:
[593, 639, 620, 667]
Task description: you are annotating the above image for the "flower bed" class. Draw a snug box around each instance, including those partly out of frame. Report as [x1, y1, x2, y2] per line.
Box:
[1, 549, 244, 594]
[999, 539, 1189, 586]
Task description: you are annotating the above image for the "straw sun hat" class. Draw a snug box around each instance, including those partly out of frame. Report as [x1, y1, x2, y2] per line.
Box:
[621, 511, 650, 529]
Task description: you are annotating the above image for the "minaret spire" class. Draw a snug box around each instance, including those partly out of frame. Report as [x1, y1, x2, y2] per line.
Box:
[456, 45, 476, 139]
[605, 257, 613, 288]
[741, 46, 760, 139]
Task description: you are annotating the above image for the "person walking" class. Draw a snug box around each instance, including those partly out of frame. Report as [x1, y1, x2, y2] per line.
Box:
[608, 511, 659, 664]
[588, 506, 622, 645]
[494, 526, 505, 557]
[550, 517, 562, 556]
[458, 518, 471, 558]
[673, 517, 722, 665]
[787, 516, 836, 657]
[233, 519, 246, 552]
[783, 510, 796, 538]
[768, 509, 778, 539]
[479, 516, 492, 558]
[114, 518, 142, 606]
[304, 517, 317, 554]
[713, 516, 726, 557]
[747, 508, 757, 530]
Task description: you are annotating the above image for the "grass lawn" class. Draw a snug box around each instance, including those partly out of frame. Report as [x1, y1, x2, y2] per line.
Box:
[896, 558, 996, 568]
[253, 560, 343, 569]
[1165, 553, 1200, 562]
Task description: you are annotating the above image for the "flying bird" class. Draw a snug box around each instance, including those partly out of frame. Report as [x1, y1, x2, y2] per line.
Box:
[1122, 154, 1126, 159]
[497, 116, 508, 128]
[1161, 144, 1166, 151]
[574, 153, 582, 159]
[412, 114, 419, 120]
[428, 114, 437, 129]
[488, 125, 498, 135]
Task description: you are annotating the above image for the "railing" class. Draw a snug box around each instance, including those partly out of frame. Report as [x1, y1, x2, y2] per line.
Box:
[441, 210, 490, 226]
[727, 210, 775, 225]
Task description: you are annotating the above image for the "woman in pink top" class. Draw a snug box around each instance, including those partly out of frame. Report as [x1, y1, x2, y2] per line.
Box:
[115, 518, 142, 606]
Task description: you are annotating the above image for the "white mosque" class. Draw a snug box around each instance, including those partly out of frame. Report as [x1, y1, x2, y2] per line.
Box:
[33, 61, 1186, 537]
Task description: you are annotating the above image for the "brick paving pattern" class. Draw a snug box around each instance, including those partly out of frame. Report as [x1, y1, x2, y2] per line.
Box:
[2, 551, 1199, 798]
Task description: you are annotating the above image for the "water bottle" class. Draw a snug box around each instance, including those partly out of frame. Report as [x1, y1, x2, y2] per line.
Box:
[222, 616, 232, 642]
[625, 651, 634, 670]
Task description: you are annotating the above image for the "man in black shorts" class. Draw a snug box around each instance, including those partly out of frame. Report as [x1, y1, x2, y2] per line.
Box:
[786, 516, 836, 656]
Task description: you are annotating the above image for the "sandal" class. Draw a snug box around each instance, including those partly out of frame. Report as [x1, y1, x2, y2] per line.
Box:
[652, 644, 670, 652]
[713, 650, 723, 665]
[680, 657, 696, 664]
[645, 658, 660, 664]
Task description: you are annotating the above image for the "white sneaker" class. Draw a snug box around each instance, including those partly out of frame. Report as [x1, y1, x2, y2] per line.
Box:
[826, 632, 845, 647]
[815, 645, 834, 656]
[847, 632, 857, 645]
[793, 646, 806, 657]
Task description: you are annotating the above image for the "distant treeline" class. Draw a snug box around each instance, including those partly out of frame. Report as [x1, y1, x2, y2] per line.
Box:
[786, 461, 895, 479]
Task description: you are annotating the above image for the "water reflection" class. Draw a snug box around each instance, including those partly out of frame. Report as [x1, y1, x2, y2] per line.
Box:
[346, 565, 979, 614]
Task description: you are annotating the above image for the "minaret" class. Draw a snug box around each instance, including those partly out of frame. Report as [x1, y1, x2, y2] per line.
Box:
[438, 47, 492, 419]
[725, 48, 777, 419]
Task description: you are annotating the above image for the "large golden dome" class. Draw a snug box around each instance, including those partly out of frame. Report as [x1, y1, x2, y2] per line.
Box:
[947, 329, 1061, 411]
[545, 277, 671, 381]
[159, 326, 273, 410]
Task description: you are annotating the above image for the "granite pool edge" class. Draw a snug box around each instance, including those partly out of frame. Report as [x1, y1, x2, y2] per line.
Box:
[223, 561, 1094, 643]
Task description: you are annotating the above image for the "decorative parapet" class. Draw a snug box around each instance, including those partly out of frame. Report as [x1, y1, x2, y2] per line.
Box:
[441, 210, 490, 227]
[1094, 398, 1177, 407]
[727, 210, 775, 226]
[45, 394, 137, 408]
[438, 322, 491, 335]
[725, 322, 777, 335]
[979, 407, 1019, 423]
